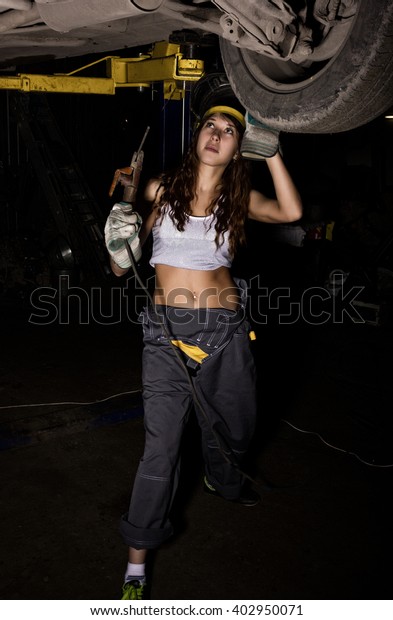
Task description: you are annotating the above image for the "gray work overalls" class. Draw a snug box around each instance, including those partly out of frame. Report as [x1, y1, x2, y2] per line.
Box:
[120, 280, 257, 550]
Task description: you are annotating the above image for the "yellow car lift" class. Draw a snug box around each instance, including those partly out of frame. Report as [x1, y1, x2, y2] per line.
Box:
[0, 41, 204, 98]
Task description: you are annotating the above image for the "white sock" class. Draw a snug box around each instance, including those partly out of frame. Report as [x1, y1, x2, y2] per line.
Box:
[125, 562, 146, 584]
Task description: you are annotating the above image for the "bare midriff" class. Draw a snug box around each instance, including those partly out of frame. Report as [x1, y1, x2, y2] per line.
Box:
[153, 264, 240, 310]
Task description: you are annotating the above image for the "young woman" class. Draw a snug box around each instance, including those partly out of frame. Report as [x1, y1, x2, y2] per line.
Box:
[106, 94, 302, 599]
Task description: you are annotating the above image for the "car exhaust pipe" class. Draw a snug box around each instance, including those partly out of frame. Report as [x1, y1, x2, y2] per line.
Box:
[35, 0, 163, 33]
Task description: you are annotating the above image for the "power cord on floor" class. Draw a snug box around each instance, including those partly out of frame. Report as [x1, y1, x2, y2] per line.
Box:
[1, 389, 391, 469]
[281, 418, 393, 468]
[0, 389, 142, 409]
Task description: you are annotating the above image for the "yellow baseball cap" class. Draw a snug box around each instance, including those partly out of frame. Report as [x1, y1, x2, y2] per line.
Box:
[191, 73, 246, 128]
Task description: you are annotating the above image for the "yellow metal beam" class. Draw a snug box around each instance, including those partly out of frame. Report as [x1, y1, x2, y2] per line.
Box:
[0, 74, 116, 95]
[0, 41, 204, 98]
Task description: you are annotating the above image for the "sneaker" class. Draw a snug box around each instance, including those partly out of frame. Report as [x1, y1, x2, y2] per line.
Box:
[121, 579, 146, 600]
[204, 476, 260, 507]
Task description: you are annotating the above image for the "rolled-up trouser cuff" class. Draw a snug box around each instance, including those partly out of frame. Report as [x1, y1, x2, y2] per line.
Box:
[119, 513, 173, 550]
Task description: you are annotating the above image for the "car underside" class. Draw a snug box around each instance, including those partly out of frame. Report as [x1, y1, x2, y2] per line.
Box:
[1, 0, 393, 132]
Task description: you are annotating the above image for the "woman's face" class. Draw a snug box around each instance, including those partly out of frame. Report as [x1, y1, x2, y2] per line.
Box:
[196, 113, 240, 168]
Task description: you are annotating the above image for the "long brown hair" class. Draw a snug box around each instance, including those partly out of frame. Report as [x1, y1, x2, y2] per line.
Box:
[157, 115, 251, 255]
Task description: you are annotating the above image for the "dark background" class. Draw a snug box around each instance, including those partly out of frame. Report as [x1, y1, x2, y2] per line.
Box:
[0, 43, 393, 601]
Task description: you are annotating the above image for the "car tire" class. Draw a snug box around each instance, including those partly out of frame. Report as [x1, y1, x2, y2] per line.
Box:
[220, 0, 393, 133]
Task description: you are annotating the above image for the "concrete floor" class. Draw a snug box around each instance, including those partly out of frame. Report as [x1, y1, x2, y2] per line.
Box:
[0, 299, 392, 601]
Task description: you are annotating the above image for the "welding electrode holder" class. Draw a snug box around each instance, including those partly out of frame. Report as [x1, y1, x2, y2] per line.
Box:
[108, 149, 144, 203]
[123, 150, 144, 203]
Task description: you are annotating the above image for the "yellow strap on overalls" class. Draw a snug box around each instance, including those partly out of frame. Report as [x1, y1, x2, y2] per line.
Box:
[172, 330, 256, 363]
[171, 340, 209, 364]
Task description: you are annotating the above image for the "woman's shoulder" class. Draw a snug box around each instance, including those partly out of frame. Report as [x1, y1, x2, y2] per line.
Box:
[144, 175, 166, 205]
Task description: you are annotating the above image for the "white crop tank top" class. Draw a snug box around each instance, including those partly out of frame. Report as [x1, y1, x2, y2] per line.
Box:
[150, 205, 233, 270]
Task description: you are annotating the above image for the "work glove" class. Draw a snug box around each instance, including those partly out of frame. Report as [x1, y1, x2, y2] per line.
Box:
[104, 202, 142, 268]
[240, 112, 280, 160]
